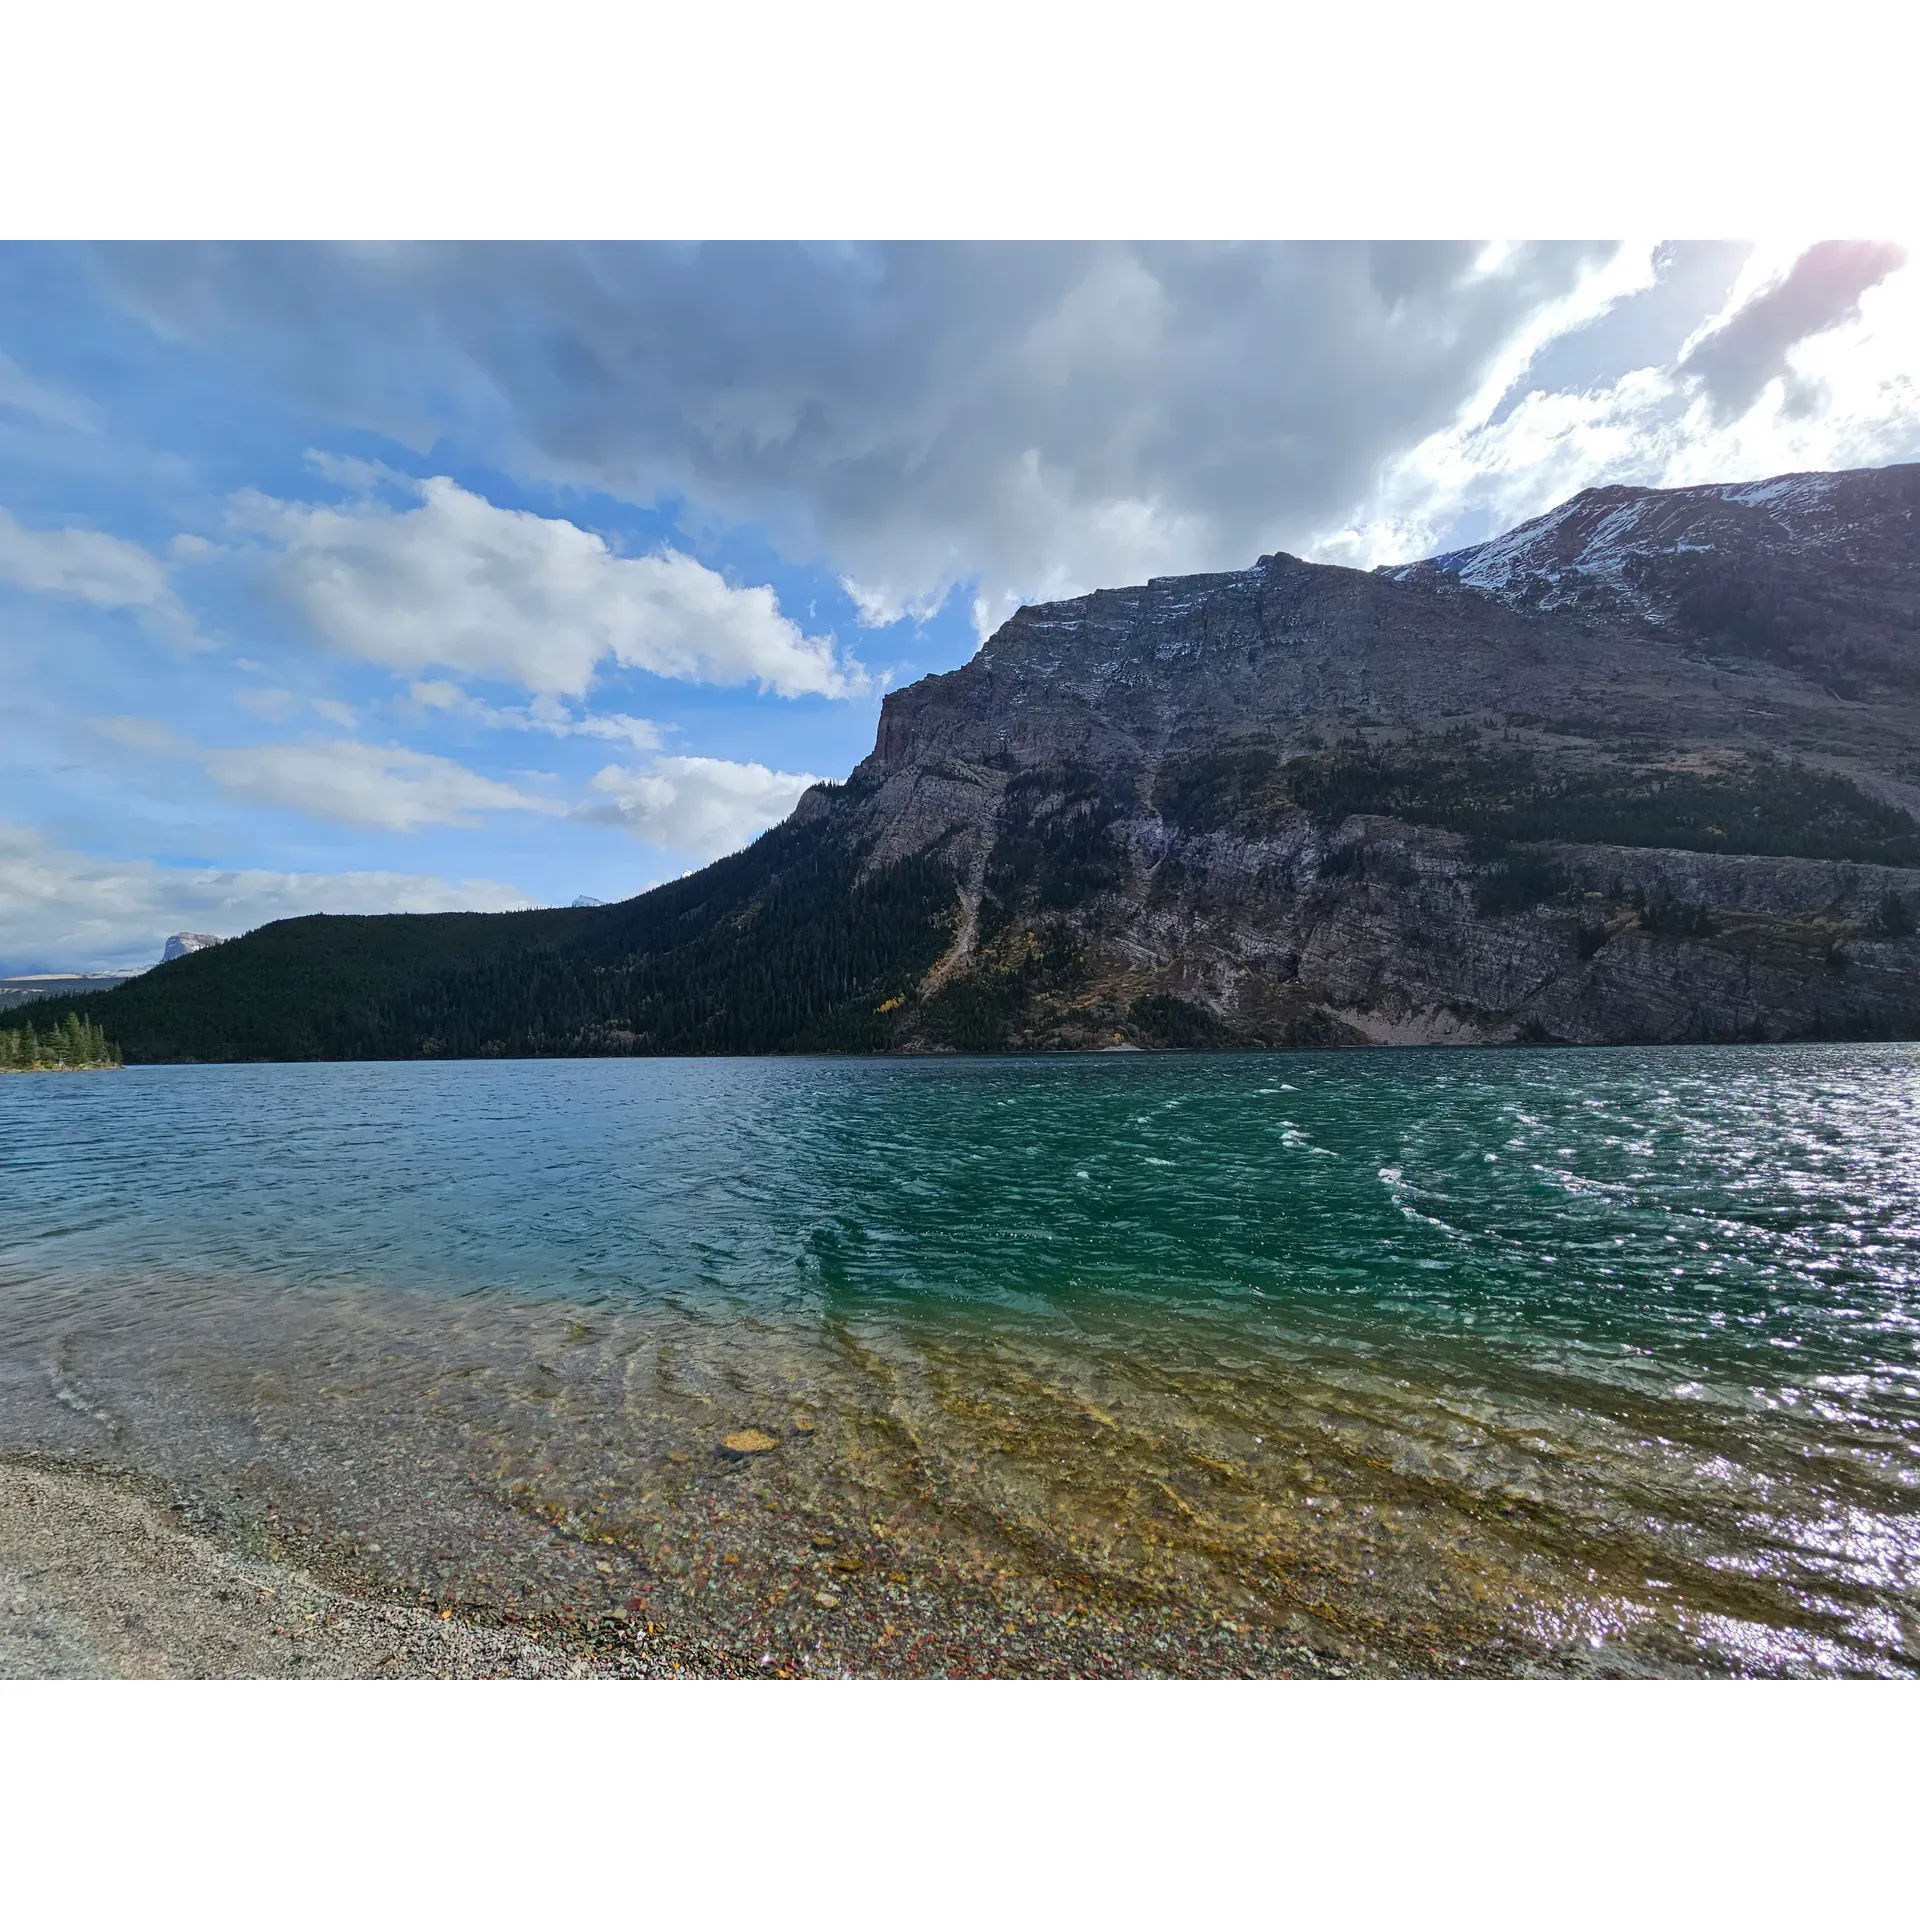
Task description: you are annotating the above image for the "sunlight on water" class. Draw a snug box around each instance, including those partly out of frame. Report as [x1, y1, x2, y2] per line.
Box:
[3, 1045, 1917, 1674]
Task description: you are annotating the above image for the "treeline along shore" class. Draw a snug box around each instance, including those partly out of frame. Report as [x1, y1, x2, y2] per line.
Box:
[0, 1012, 121, 1072]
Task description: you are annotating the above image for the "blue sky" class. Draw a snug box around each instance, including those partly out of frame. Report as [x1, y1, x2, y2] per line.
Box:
[3, 241, 1916, 972]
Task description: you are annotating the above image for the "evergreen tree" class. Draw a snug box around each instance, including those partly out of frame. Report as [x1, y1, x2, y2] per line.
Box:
[0, 812, 961, 1065]
[0, 1008, 119, 1070]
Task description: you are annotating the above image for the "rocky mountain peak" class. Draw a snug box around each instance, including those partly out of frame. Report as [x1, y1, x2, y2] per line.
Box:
[161, 932, 224, 963]
[1381, 461, 1920, 651]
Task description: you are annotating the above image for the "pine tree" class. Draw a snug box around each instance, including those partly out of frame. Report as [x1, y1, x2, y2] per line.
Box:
[0, 1008, 119, 1069]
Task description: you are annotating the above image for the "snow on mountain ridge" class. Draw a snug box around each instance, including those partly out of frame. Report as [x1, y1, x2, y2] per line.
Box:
[1379, 462, 1918, 626]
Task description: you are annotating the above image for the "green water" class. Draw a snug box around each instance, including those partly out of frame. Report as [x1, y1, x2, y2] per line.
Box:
[3, 1046, 1916, 1674]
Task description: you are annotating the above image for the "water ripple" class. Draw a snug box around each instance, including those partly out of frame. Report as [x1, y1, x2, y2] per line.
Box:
[4, 1044, 1918, 1673]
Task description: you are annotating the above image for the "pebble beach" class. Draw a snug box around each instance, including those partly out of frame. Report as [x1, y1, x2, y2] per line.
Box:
[3, 1452, 1579, 1681]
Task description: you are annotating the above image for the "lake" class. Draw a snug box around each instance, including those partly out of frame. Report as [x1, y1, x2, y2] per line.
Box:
[4, 1045, 1916, 1675]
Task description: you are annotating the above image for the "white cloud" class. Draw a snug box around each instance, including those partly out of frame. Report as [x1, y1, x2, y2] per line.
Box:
[230, 474, 868, 699]
[838, 574, 948, 630]
[201, 739, 566, 831]
[1678, 240, 1908, 420]
[92, 714, 193, 755]
[234, 686, 298, 721]
[108, 243, 1648, 636]
[565, 711, 666, 750]
[0, 822, 537, 974]
[581, 754, 817, 859]
[0, 352, 102, 434]
[302, 448, 410, 493]
[407, 678, 665, 751]
[66, 240, 1920, 666]
[87, 706, 617, 837]
[1315, 241, 1920, 569]
[0, 506, 191, 637]
[230, 690, 364, 730]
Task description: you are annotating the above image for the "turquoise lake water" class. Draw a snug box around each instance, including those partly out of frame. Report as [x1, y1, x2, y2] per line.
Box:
[3, 1045, 1917, 1674]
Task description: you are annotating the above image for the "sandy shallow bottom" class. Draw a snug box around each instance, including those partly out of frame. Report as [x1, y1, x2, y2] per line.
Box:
[1, 1449, 1356, 1681]
[8, 1265, 1888, 1680]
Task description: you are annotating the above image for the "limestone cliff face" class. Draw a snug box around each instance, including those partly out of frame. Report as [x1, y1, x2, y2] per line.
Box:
[810, 461, 1920, 1050]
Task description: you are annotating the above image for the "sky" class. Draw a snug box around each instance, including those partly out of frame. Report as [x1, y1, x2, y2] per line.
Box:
[1, 238, 1916, 974]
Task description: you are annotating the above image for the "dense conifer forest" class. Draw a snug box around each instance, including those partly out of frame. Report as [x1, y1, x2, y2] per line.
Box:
[0, 817, 959, 1065]
[0, 1011, 121, 1071]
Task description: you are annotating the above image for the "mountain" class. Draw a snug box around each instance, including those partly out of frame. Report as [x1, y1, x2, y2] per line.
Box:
[1384, 465, 1920, 699]
[8, 462, 1919, 1063]
[161, 932, 224, 962]
[0, 972, 143, 1013]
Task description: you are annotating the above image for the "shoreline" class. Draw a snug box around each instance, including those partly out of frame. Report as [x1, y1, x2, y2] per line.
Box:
[0, 1063, 122, 1075]
[9, 1034, 1919, 1073]
[0, 1449, 1674, 1682]
[0, 1457, 673, 1680]
[0, 1452, 1344, 1681]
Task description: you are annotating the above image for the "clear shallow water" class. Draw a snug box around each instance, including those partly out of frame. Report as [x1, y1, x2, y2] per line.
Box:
[3, 1046, 1918, 1675]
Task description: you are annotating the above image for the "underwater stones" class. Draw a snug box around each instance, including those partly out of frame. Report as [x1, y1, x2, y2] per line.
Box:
[718, 1429, 780, 1457]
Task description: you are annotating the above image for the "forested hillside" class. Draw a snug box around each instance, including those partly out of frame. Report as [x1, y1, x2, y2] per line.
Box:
[1, 818, 956, 1064]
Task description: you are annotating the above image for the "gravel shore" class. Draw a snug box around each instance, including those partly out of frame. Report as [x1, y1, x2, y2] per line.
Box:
[0, 1452, 1410, 1680]
[0, 1458, 667, 1679]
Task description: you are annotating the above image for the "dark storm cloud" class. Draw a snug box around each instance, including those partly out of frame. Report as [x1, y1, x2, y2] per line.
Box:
[1680, 240, 1908, 421]
[97, 241, 1621, 619]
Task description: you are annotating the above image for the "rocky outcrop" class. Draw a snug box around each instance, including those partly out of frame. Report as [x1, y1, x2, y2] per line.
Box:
[161, 933, 224, 963]
[805, 461, 1920, 1050]
[1384, 465, 1920, 694]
